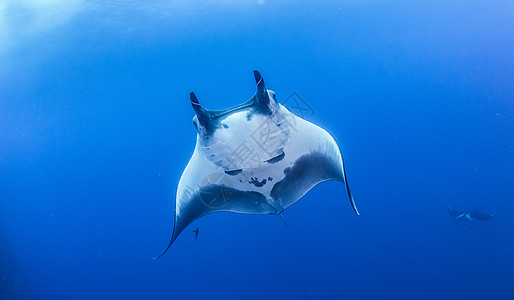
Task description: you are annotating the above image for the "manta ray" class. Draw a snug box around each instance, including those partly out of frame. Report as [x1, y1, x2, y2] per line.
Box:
[155, 70, 358, 259]
[447, 204, 496, 224]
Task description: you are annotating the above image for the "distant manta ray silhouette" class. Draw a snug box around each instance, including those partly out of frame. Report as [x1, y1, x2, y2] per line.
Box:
[155, 70, 359, 259]
[447, 204, 496, 224]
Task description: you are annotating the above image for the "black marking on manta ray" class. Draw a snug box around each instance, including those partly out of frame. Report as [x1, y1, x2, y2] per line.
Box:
[265, 152, 285, 164]
[225, 169, 243, 176]
[268, 177, 273, 181]
[271, 151, 342, 202]
[283, 167, 290, 175]
[248, 177, 267, 187]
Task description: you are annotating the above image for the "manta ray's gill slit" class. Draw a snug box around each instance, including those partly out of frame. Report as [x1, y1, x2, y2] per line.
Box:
[265, 152, 285, 164]
[225, 169, 243, 176]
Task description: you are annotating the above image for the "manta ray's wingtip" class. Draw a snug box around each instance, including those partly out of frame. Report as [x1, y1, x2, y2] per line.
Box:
[341, 156, 360, 216]
[350, 194, 360, 216]
[153, 216, 179, 260]
[152, 237, 175, 260]
[344, 179, 360, 216]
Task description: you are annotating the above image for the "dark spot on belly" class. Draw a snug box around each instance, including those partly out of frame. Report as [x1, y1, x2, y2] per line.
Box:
[268, 177, 273, 181]
[283, 167, 290, 175]
[249, 177, 267, 187]
[265, 152, 285, 164]
[225, 169, 243, 176]
[246, 113, 253, 121]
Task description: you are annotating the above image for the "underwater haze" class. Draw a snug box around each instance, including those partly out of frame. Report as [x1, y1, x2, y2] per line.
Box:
[1, 0, 513, 299]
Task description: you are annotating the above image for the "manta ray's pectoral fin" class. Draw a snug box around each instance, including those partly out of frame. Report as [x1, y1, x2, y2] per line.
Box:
[153, 196, 192, 259]
[447, 204, 464, 218]
[154, 183, 277, 259]
[153, 191, 209, 260]
[269, 148, 359, 217]
[153, 220, 177, 260]
[345, 181, 359, 216]
[341, 156, 359, 216]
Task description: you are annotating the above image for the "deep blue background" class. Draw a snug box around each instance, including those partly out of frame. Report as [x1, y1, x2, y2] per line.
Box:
[1, 1, 513, 299]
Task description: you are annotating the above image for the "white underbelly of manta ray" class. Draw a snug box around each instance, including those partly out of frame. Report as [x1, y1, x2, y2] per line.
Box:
[155, 70, 358, 259]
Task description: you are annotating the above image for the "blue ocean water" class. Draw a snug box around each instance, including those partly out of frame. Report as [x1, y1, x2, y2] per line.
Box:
[1, 1, 513, 299]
